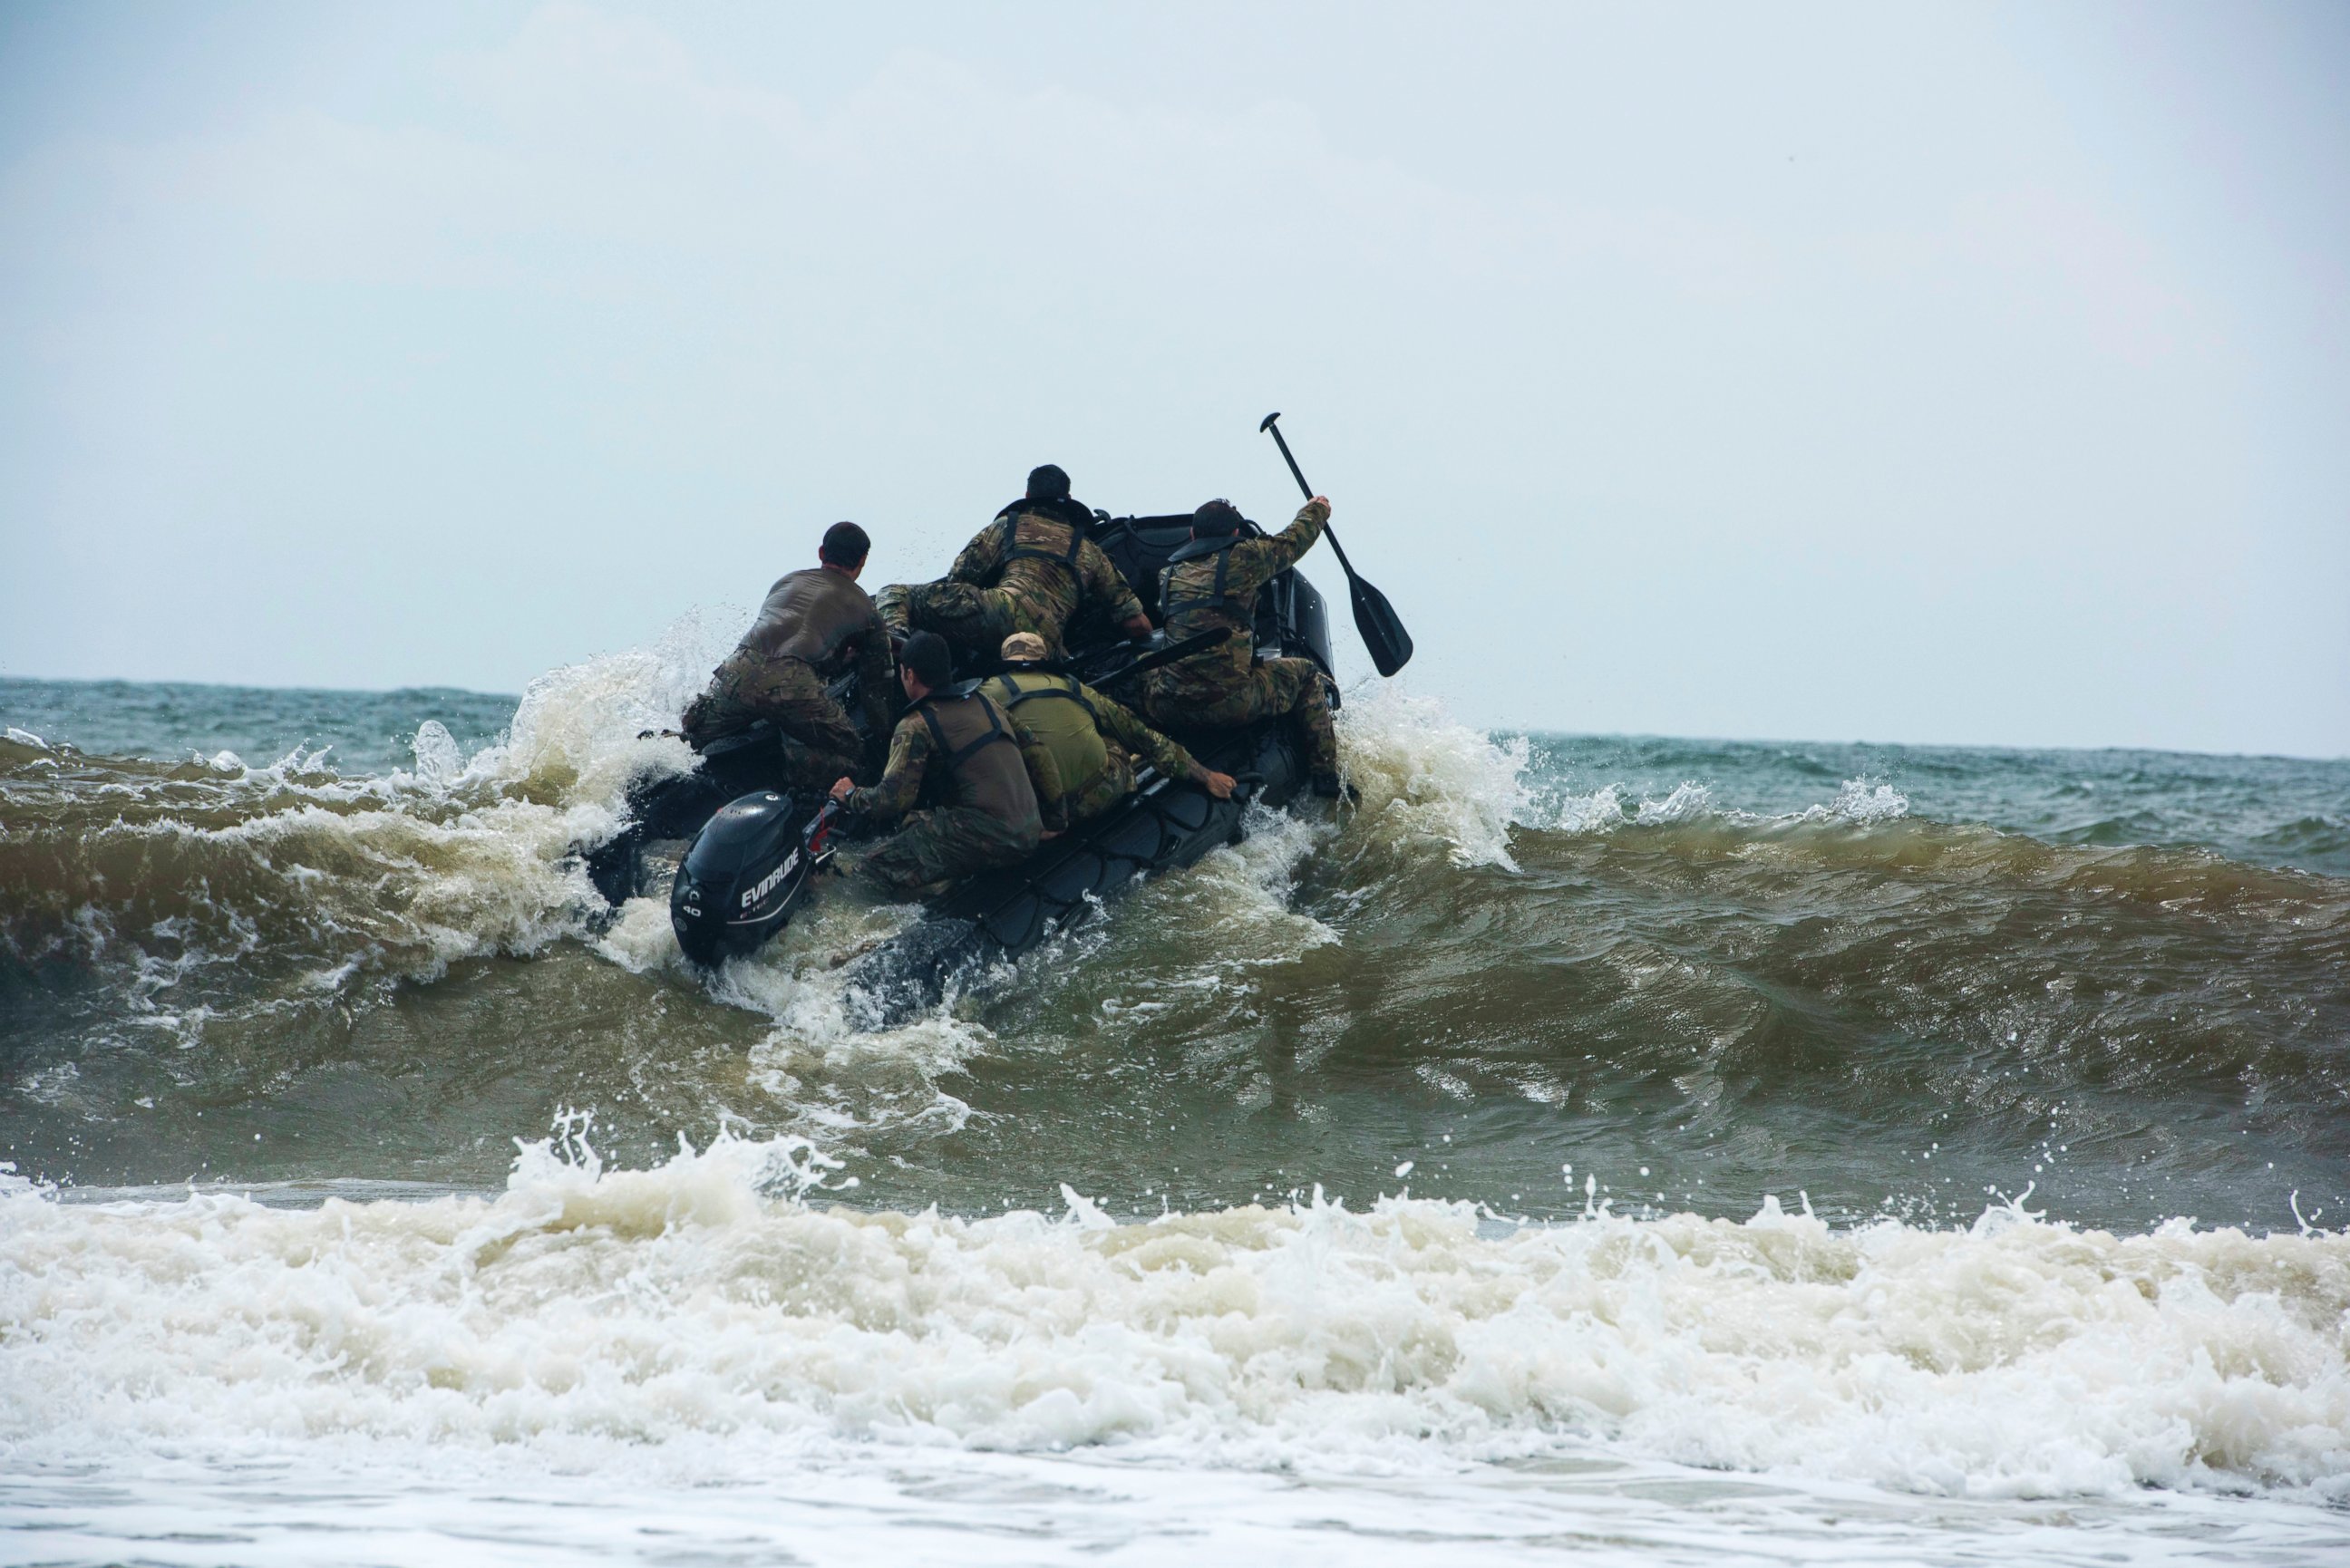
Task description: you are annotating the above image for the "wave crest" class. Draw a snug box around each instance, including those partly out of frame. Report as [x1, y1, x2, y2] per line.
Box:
[3, 1137, 2344, 1500]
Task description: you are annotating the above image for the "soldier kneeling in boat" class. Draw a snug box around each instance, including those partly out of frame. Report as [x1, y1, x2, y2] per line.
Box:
[828, 632, 1066, 899]
[679, 521, 893, 791]
[877, 464, 1154, 662]
[1142, 496, 1346, 797]
[979, 633, 1236, 824]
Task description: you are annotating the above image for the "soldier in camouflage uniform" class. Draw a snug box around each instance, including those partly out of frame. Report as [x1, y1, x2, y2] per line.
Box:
[678, 522, 893, 792]
[877, 464, 1153, 663]
[829, 632, 1065, 899]
[1142, 495, 1345, 796]
[979, 633, 1236, 825]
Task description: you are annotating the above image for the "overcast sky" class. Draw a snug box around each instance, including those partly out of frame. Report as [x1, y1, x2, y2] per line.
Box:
[3, 1, 2345, 755]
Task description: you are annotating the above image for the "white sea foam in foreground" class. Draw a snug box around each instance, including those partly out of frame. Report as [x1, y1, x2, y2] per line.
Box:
[5, 1128, 2347, 1564]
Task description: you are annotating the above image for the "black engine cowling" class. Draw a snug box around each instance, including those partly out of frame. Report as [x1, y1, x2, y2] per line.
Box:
[669, 790, 826, 966]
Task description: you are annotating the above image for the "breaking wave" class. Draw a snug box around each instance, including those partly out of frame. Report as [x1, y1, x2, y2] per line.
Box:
[4, 1129, 2345, 1503]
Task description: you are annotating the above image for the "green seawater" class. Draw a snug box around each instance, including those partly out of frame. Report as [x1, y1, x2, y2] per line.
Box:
[4, 672, 2344, 1235]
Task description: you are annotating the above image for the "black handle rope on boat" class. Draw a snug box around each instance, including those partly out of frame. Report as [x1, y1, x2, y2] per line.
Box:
[967, 754, 1245, 931]
[1258, 412, 1414, 678]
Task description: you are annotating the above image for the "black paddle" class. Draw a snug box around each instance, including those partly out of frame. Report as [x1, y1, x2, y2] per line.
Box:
[1067, 627, 1232, 688]
[1258, 412, 1413, 677]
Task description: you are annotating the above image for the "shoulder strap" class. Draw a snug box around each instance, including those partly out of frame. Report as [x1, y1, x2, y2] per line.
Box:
[1001, 508, 1084, 569]
[1161, 540, 1242, 612]
[959, 692, 1015, 763]
[918, 693, 1017, 773]
[1166, 534, 1244, 566]
[915, 699, 953, 761]
[1000, 673, 1097, 723]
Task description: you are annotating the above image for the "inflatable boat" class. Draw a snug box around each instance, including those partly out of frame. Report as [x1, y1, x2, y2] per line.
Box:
[584, 508, 1337, 1021]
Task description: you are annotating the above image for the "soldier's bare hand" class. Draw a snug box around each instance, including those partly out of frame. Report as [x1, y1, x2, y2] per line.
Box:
[828, 777, 854, 802]
[1312, 494, 1330, 511]
[1200, 769, 1236, 800]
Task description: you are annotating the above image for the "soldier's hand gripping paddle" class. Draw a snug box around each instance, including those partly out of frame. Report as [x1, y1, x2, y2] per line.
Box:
[1259, 412, 1413, 677]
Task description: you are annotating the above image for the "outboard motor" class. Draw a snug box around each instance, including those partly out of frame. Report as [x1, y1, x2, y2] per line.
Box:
[669, 792, 837, 966]
[1271, 568, 1336, 689]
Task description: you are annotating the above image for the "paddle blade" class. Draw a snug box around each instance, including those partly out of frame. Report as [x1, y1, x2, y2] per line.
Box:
[1348, 576, 1413, 677]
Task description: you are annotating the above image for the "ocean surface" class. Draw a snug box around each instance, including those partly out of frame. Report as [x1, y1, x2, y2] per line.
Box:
[4, 648, 2346, 1566]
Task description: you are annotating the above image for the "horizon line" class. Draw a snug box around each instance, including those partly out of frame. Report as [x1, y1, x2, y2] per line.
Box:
[6, 670, 2344, 767]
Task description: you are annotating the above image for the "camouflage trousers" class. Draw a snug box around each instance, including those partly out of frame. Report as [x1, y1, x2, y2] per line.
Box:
[679, 655, 866, 792]
[1063, 740, 1138, 825]
[878, 581, 1060, 660]
[1143, 657, 1339, 780]
[859, 806, 1041, 900]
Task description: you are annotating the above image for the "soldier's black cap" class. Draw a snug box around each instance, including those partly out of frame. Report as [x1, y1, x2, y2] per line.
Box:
[1192, 498, 1247, 536]
[901, 631, 953, 690]
[1026, 464, 1072, 501]
[820, 521, 869, 566]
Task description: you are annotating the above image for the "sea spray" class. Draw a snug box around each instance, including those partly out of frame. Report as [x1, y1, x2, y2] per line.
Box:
[1334, 685, 1533, 870]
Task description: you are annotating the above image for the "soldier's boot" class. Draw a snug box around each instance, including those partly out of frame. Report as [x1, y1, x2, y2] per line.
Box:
[1250, 659, 1345, 799]
[1304, 702, 1348, 795]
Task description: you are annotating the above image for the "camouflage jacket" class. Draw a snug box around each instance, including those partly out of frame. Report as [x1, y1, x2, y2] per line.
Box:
[948, 499, 1145, 649]
[1079, 679, 1194, 780]
[1144, 499, 1329, 704]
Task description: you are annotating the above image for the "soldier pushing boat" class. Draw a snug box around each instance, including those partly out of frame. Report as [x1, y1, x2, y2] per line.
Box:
[679, 521, 892, 792]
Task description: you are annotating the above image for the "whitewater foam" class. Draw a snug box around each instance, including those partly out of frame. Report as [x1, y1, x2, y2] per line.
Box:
[1335, 686, 1532, 870]
[3, 1134, 2343, 1504]
[1, 620, 754, 1014]
[11, 674, 2350, 1561]
[1806, 775, 1911, 825]
[1541, 772, 1915, 838]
